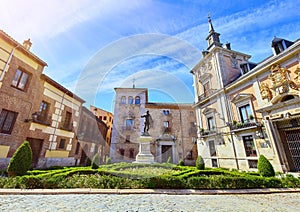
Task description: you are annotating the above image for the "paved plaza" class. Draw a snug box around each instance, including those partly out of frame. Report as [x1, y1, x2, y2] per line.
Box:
[0, 192, 300, 211]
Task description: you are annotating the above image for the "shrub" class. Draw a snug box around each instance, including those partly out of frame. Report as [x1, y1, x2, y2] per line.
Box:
[91, 153, 100, 169]
[7, 141, 32, 177]
[257, 155, 275, 177]
[106, 157, 112, 164]
[178, 159, 185, 166]
[196, 155, 205, 170]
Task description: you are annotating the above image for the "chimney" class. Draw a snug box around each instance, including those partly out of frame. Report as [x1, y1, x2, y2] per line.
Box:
[23, 38, 32, 51]
[225, 42, 231, 50]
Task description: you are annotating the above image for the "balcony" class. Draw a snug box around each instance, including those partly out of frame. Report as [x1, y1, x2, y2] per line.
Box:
[32, 114, 51, 126]
[60, 122, 74, 131]
[199, 129, 217, 138]
[227, 118, 263, 132]
[198, 89, 218, 102]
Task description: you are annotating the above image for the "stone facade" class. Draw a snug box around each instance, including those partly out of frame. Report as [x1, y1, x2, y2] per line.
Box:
[191, 16, 300, 172]
[111, 88, 197, 165]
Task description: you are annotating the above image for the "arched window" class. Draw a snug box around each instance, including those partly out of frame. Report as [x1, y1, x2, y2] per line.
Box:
[121, 96, 126, 104]
[128, 96, 133, 104]
[135, 96, 140, 104]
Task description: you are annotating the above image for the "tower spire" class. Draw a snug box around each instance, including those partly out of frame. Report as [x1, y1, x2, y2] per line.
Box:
[208, 13, 214, 32]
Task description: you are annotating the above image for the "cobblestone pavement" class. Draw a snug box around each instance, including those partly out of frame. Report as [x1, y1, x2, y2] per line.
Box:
[0, 193, 299, 211]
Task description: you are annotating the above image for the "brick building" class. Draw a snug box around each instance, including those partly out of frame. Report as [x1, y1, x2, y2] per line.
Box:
[110, 87, 197, 165]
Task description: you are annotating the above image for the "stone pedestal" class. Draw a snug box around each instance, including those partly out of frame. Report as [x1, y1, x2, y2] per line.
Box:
[134, 135, 154, 164]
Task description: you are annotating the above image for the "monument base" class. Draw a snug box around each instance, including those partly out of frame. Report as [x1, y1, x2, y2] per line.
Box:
[134, 135, 154, 164]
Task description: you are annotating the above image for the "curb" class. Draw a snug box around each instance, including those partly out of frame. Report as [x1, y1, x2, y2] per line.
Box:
[0, 188, 300, 195]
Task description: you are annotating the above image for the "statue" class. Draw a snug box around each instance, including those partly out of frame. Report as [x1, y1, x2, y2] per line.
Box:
[141, 111, 152, 135]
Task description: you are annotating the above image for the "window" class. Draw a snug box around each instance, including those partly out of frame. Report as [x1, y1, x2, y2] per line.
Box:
[207, 117, 215, 131]
[125, 119, 133, 130]
[243, 135, 257, 157]
[103, 116, 107, 121]
[239, 104, 252, 123]
[163, 110, 170, 115]
[209, 140, 216, 156]
[11, 69, 29, 91]
[128, 96, 133, 104]
[129, 149, 134, 158]
[135, 96, 140, 105]
[63, 112, 72, 130]
[119, 148, 125, 158]
[274, 42, 284, 54]
[0, 109, 18, 134]
[125, 135, 130, 143]
[163, 121, 169, 127]
[212, 159, 218, 167]
[203, 81, 210, 97]
[240, 63, 249, 74]
[58, 139, 66, 149]
[248, 160, 258, 168]
[121, 96, 126, 104]
[39, 101, 50, 122]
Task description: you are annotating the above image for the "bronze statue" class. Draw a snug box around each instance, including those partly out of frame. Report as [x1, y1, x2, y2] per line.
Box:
[141, 111, 152, 135]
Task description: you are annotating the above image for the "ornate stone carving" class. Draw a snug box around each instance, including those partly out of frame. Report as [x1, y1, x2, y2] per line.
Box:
[260, 83, 273, 100]
[294, 66, 300, 87]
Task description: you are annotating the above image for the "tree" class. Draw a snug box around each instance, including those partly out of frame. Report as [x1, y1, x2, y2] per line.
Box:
[196, 155, 205, 170]
[258, 155, 275, 177]
[7, 141, 32, 177]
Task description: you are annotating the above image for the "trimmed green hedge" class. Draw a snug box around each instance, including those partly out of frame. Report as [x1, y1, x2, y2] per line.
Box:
[7, 141, 32, 177]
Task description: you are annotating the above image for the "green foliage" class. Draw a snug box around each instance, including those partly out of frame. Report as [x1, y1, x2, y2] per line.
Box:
[196, 155, 205, 170]
[91, 153, 100, 169]
[7, 141, 32, 177]
[258, 155, 275, 177]
[106, 157, 112, 164]
[1, 163, 300, 189]
[178, 159, 185, 166]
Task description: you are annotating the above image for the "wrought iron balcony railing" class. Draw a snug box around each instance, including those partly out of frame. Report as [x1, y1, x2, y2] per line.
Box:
[198, 89, 218, 102]
[227, 118, 263, 131]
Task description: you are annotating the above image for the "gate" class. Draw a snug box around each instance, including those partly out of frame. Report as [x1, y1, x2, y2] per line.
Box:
[276, 118, 300, 172]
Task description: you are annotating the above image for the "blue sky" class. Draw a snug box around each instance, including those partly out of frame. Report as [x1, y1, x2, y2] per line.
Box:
[1, 0, 300, 112]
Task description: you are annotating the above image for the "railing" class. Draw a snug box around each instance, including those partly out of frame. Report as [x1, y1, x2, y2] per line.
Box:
[60, 122, 74, 131]
[198, 89, 218, 102]
[32, 114, 51, 126]
[227, 118, 263, 131]
[199, 129, 217, 138]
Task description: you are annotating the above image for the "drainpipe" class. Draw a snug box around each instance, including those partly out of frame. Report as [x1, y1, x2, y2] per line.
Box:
[0, 45, 20, 81]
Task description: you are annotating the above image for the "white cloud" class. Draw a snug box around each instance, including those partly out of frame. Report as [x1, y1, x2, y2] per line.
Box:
[0, 0, 151, 41]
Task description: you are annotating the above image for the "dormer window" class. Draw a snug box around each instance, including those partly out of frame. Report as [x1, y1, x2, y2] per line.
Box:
[240, 63, 249, 74]
[271, 37, 294, 55]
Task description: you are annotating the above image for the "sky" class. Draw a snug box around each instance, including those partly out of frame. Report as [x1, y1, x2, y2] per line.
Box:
[1, 0, 300, 112]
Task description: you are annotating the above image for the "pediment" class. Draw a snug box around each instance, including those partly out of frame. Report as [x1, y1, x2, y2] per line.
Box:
[203, 107, 216, 115]
[232, 93, 253, 104]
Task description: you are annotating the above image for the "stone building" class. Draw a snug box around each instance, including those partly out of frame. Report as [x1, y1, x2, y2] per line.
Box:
[77, 106, 108, 165]
[0, 30, 47, 169]
[191, 15, 300, 172]
[110, 87, 197, 165]
[90, 105, 113, 161]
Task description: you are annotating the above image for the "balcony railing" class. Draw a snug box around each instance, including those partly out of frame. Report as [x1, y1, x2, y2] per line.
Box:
[60, 122, 74, 131]
[199, 129, 217, 138]
[32, 114, 51, 126]
[198, 89, 218, 102]
[227, 118, 263, 131]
